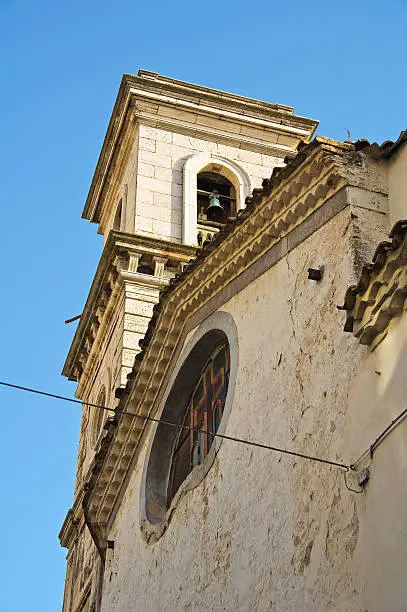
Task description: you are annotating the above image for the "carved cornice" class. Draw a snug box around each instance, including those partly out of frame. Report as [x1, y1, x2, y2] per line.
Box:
[135, 69, 297, 116]
[59, 486, 85, 549]
[59, 509, 76, 549]
[81, 138, 378, 551]
[341, 219, 407, 347]
[132, 110, 303, 158]
[62, 231, 197, 386]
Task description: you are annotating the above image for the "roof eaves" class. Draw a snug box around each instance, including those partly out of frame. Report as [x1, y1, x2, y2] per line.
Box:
[353, 129, 407, 160]
[340, 219, 407, 330]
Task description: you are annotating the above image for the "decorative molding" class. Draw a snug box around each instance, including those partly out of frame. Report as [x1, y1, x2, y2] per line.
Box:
[62, 231, 197, 389]
[341, 219, 407, 348]
[197, 223, 219, 246]
[133, 112, 301, 156]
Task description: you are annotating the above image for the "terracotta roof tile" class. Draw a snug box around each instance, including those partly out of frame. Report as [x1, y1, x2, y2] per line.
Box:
[354, 128, 407, 158]
[340, 219, 407, 340]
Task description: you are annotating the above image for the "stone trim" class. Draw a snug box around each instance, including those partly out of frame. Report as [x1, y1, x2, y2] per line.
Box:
[341, 219, 407, 348]
[135, 70, 297, 116]
[129, 86, 311, 136]
[59, 508, 76, 549]
[134, 112, 302, 157]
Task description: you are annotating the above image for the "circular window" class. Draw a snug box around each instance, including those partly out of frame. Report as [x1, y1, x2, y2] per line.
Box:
[141, 312, 238, 538]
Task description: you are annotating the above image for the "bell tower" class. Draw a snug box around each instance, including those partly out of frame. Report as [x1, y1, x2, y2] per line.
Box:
[59, 70, 318, 611]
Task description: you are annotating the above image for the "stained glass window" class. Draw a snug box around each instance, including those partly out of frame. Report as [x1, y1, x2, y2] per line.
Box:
[170, 343, 230, 499]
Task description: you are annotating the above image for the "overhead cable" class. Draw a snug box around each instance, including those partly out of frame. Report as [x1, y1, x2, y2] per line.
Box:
[0, 380, 350, 471]
[350, 403, 407, 469]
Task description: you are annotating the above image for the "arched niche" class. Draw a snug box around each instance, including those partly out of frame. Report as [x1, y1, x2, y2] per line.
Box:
[182, 153, 251, 245]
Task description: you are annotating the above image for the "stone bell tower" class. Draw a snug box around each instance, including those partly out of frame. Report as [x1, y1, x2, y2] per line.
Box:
[59, 70, 318, 611]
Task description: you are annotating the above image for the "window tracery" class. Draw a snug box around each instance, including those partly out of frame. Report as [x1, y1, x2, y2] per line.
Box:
[169, 343, 230, 500]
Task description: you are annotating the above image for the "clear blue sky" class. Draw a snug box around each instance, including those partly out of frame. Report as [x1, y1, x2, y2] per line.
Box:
[0, 0, 405, 609]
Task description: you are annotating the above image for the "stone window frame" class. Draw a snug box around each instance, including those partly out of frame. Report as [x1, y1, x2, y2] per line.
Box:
[90, 386, 107, 449]
[140, 311, 239, 542]
[182, 153, 251, 245]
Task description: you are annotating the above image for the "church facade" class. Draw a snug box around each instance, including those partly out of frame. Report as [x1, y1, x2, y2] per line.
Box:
[60, 71, 407, 611]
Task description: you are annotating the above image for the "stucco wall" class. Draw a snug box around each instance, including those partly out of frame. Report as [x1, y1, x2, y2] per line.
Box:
[344, 312, 407, 612]
[98, 207, 397, 612]
[388, 143, 407, 226]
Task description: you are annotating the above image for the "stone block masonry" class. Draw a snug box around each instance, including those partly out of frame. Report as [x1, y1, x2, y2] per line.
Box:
[134, 125, 286, 243]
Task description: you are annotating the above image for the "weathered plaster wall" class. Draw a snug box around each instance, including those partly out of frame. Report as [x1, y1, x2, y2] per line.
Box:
[99, 207, 396, 611]
[345, 311, 407, 612]
[388, 144, 407, 226]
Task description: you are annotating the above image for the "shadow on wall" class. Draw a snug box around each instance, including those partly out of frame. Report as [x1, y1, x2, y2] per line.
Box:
[346, 315, 407, 611]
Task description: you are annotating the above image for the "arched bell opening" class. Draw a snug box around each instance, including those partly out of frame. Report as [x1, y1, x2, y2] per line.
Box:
[197, 171, 237, 225]
[182, 153, 251, 246]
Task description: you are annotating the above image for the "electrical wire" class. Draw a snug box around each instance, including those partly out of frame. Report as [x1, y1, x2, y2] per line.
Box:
[350, 403, 407, 470]
[0, 380, 350, 471]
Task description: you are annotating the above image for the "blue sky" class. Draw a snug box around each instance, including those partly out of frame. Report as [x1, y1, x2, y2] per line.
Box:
[0, 0, 406, 609]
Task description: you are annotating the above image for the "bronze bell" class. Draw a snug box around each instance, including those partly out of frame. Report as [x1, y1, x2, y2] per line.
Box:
[206, 191, 224, 221]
